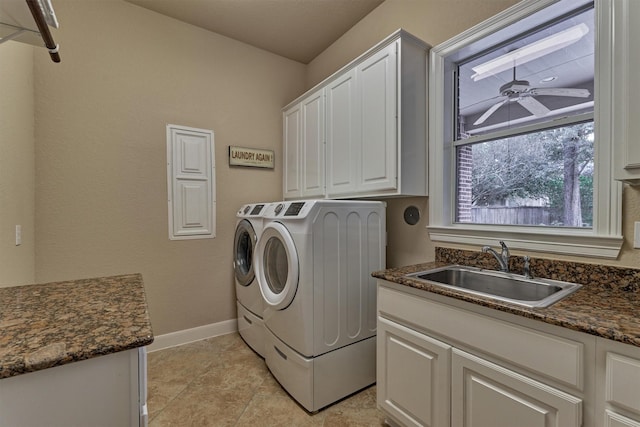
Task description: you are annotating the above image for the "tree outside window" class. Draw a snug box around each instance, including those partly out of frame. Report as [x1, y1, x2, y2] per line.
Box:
[456, 121, 594, 228]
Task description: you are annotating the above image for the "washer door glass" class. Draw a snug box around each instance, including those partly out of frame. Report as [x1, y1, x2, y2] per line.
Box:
[233, 219, 256, 287]
[256, 223, 299, 310]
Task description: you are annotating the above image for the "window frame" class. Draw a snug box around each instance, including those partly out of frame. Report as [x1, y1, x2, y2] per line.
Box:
[428, 0, 623, 259]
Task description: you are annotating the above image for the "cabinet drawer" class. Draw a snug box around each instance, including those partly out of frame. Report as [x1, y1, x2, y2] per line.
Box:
[378, 285, 584, 389]
[606, 352, 640, 415]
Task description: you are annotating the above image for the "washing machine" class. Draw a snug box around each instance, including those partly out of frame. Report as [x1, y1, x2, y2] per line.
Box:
[254, 199, 386, 412]
[233, 202, 268, 357]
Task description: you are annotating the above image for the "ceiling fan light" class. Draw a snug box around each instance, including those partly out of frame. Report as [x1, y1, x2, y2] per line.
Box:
[470, 23, 589, 81]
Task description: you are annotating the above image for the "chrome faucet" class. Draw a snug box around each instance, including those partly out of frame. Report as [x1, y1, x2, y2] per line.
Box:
[482, 241, 510, 272]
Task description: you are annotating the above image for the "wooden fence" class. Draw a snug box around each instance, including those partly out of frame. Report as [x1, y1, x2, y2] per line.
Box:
[471, 206, 552, 226]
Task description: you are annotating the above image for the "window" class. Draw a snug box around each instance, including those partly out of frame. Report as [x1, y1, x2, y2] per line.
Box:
[428, 0, 622, 258]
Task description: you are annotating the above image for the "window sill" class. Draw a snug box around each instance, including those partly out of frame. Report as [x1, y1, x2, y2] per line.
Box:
[427, 225, 623, 259]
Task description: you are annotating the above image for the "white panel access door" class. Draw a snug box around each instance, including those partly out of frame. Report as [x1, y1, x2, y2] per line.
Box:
[167, 124, 215, 240]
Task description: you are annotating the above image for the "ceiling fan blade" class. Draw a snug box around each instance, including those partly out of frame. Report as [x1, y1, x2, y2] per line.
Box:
[473, 99, 508, 125]
[461, 94, 504, 113]
[517, 96, 550, 117]
[530, 87, 591, 98]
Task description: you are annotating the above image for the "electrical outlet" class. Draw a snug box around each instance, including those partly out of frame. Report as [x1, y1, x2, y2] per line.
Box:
[15, 225, 21, 246]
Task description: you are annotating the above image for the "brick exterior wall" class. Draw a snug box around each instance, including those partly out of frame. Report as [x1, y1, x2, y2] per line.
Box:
[456, 146, 473, 222]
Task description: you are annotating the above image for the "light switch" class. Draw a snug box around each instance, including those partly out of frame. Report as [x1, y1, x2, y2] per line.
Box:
[15, 225, 21, 246]
[634, 222, 640, 249]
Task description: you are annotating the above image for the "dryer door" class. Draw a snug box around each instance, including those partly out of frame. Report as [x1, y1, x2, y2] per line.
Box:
[255, 222, 299, 310]
[233, 219, 256, 287]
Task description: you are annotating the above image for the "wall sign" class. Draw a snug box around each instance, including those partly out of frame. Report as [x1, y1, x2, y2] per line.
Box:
[229, 146, 275, 169]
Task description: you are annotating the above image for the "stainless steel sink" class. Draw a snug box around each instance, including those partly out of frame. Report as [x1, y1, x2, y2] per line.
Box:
[405, 265, 581, 308]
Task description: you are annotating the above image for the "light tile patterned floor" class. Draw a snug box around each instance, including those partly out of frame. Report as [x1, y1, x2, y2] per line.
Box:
[147, 333, 386, 426]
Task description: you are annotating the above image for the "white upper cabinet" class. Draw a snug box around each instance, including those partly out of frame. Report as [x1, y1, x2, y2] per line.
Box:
[352, 42, 398, 196]
[283, 103, 302, 198]
[283, 29, 429, 200]
[611, 0, 640, 184]
[326, 69, 359, 196]
[283, 88, 325, 199]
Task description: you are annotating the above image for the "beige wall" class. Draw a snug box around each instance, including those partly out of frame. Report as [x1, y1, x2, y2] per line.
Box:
[32, 0, 306, 334]
[306, 0, 521, 87]
[0, 42, 36, 286]
[7, 0, 639, 338]
[310, 0, 640, 269]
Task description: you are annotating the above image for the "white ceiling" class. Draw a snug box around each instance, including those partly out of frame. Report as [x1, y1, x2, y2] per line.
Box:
[125, 0, 385, 64]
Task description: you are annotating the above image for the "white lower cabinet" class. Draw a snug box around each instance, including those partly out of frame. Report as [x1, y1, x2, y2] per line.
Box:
[377, 317, 451, 427]
[596, 338, 640, 427]
[376, 280, 598, 427]
[0, 348, 147, 427]
[451, 349, 581, 427]
[605, 411, 640, 427]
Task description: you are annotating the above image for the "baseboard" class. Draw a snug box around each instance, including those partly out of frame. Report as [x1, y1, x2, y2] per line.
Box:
[146, 319, 238, 352]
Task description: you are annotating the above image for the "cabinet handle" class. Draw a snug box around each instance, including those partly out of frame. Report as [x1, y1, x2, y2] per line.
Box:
[243, 315, 252, 325]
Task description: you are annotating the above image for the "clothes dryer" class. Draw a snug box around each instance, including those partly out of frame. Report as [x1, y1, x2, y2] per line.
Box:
[255, 200, 386, 411]
[233, 202, 268, 357]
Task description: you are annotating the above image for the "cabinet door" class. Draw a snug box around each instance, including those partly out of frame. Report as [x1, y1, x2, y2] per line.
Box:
[0, 350, 142, 426]
[451, 349, 582, 427]
[357, 42, 398, 193]
[326, 69, 359, 197]
[605, 410, 640, 427]
[597, 344, 640, 427]
[283, 89, 325, 200]
[300, 89, 325, 198]
[377, 317, 451, 427]
[283, 103, 302, 198]
[613, 0, 640, 183]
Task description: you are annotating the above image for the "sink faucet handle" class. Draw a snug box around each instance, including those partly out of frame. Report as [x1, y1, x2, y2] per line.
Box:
[498, 240, 510, 257]
[523, 255, 532, 279]
[498, 241, 510, 271]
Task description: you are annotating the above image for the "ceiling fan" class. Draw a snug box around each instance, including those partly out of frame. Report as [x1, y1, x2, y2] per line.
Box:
[473, 66, 591, 126]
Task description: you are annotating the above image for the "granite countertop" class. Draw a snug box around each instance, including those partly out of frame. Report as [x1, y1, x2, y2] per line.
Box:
[373, 252, 640, 348]
[0, 274, 154, 379]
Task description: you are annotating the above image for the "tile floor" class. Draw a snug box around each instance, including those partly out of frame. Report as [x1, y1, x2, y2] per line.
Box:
[147, 333, 387, 426]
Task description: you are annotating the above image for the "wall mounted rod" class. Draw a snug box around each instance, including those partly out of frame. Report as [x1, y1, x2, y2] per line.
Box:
[25, 0, 60, 62]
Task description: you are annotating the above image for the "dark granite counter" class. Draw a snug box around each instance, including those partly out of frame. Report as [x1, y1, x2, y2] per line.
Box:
[0, 274, 154, 379]
[373, 248, 640, 348]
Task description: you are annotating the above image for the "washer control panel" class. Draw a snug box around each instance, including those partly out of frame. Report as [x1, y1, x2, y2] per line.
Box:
[239, 203, 266, 217]
[263, 201, 321, 218]
[250, 204, 265, 215]
[284, 202, 305, 216]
